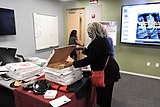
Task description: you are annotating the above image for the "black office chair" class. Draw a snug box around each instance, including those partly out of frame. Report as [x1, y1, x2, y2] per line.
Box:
[14, 54, 25, 62]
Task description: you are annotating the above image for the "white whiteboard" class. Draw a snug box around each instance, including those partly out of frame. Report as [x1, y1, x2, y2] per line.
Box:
[33, 13, 59, 50]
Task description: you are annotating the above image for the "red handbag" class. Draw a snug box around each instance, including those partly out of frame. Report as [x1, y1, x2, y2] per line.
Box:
[91, 56, 110, 87]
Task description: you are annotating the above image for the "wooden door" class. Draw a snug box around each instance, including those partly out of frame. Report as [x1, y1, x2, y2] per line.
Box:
[66, 8, 85, 60]
[66, 8, 85, 44]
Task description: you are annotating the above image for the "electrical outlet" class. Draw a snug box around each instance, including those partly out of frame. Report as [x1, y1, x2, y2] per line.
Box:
[155, 63, 159, 67]
[147, 62, 150, 66]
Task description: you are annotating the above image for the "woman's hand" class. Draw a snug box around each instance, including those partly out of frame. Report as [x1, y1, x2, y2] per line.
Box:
[66, 56, 74, 62]
[64, 61, 73, 68]
[65, 56, 74, 67]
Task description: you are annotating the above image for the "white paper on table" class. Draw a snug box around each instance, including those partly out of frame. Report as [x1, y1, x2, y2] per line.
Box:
[0, 66, 9, 74]
[49, 95, 71, 107]
[0, 66, 8, 71]
[44, 90, 57, 99]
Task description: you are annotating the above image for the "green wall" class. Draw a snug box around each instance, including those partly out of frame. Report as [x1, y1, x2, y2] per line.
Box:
[64, 0, 160, 77]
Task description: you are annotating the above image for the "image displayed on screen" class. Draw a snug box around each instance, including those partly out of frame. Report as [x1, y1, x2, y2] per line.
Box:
[0, 8, 16, 35]
[136, 13, 160, 39]
[120, 3, 160, 46]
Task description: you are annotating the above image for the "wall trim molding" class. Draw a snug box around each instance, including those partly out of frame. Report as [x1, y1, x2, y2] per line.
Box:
[120, 71, 160, 80]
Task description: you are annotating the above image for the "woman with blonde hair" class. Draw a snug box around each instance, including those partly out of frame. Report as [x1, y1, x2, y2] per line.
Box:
[70, 22, 120, 107]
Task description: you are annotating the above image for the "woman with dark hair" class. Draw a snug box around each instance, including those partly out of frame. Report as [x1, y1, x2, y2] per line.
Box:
[68, 30, 83, 60]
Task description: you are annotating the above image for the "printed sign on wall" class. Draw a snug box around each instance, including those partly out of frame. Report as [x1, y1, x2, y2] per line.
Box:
[99, 21, 117, 46]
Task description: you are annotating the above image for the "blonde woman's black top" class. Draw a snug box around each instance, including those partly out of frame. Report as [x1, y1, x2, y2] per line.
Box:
[73, 37, 120, 84]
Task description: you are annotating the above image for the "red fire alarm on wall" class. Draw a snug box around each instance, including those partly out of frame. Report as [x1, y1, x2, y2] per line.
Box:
[91, 14, 96, 18]
[89, 0, 98, 4]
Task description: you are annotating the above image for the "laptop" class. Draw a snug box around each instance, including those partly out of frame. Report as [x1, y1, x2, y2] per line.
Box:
[0, 47, 17, 66]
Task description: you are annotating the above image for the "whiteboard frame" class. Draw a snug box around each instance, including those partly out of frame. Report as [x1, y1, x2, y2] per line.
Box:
[33, 13, 59, 50]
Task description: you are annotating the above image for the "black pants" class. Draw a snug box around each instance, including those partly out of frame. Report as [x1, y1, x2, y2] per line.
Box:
[96, 83, 114, 107]
[70, 49, 77, 60]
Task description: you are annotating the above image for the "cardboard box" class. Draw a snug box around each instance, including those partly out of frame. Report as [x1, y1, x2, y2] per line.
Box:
[46, 45, 75, 70]
[44, 45, 83, 86]
[6, 62, 40, 73]
[6, 62, 42, 80]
